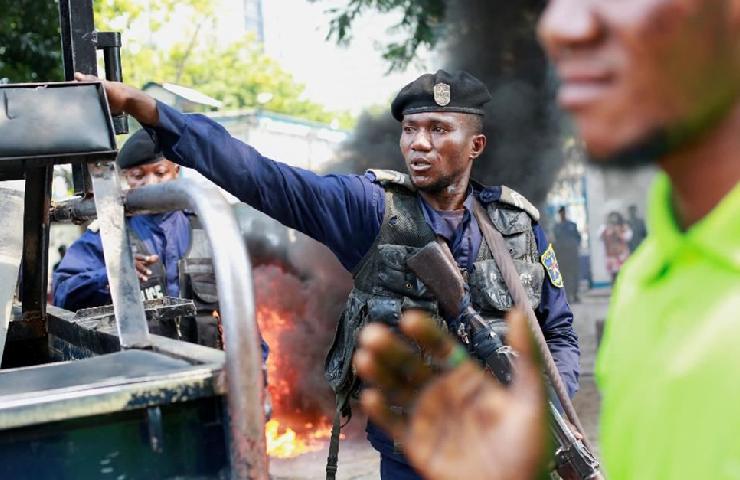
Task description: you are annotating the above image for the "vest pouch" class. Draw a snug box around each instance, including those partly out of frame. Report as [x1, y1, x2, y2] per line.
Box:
[367, 297, 402, 327]
[374, 245, 432, 300]
[180, 258, 218, 307]
[325, 292, 369, 395]
[469, 259, 544, 313]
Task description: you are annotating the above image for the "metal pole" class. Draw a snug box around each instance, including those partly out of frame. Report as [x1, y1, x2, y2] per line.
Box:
[126, 179, 268, 480]
[20, 166, 52, 335]
[58, 0, 98, 196]
[89, 161, 150, 348]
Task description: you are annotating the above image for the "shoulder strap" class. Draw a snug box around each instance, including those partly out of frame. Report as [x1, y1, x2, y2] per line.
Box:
[472, 199, 589, 445]
[498, 186, 540, 222]
[366, 169, 416, 191]
[325, 391, 351, 480]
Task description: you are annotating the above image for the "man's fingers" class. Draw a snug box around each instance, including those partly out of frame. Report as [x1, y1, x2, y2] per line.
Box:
[355, 324, 433, 390]
[505, 308, 533, 358]
[359, 389, 406, 441]
[74, 72, 99, 82]
[400, 310, 464, 365]
[134, 253, 159, 264]
[505, 308, 544, 400]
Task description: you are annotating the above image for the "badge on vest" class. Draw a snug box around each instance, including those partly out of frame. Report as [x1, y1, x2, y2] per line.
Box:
[540, 244, 564, 288]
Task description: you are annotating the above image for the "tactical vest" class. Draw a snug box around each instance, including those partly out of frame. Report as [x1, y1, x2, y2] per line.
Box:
[324, 170, 545, 409]
[178, 215, 222, 349]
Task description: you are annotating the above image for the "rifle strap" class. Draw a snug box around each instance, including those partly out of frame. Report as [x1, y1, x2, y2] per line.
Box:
[325, 392, 349, 480]
[472, 199, 592, 448]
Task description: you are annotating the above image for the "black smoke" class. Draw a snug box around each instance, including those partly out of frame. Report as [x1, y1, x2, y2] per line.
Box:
[325, 0, 566, 207]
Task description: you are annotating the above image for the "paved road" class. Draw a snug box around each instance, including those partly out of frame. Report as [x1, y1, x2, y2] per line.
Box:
[270, 288, 612, 479]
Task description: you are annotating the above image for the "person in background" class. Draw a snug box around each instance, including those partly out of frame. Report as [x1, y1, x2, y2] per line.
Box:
[52, 130, 269, 360]
[52, 130, 190, 311]
[599, 211, 632, 284]
[553, 206, 581, 302]
[627, 205, 647, 252]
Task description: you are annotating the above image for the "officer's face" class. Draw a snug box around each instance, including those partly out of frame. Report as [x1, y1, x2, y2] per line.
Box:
[538, 0, 740, 163]
[400, 112, 486, 193]
[124, 159, 180, 189]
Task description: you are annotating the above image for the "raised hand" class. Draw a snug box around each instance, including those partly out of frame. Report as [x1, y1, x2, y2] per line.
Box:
[74, 72, 159, 126]
[134, 253, 159, 282]
[354, 309, 547, 480]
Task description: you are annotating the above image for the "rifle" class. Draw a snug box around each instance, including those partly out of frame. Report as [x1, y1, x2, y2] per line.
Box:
[407, 241, 603, 480]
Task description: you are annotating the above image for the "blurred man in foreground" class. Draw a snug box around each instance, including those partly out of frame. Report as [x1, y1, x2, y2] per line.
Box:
[356, 0, 740, 478]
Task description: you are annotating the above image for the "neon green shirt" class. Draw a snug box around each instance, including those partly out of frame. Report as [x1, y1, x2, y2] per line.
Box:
[597, 173, 740, 479]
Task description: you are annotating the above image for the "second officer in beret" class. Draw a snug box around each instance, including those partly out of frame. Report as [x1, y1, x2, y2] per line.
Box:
[52, 130, 270, 362]
[53, 129, 190, 311]
[88, 69, 580, 480]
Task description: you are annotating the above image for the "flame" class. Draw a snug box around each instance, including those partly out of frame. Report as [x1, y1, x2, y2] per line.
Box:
[264, 419, 335, 458]
[255, 279, 341, 459]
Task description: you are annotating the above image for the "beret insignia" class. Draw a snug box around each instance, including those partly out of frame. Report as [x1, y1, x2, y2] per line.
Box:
[540, 244, 564, 289]
[433, 82, 451, 106]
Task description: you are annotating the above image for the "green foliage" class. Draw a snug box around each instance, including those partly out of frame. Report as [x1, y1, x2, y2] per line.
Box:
[95, 0, 354, 128]
[0, 0, 63, 82]
[311, 0, 446, 72]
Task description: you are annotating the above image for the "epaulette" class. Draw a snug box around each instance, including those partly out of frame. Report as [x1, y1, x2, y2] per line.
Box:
[87, 219, 100, 232]
[498, 185, 540, 222]
[366, 169, 416, 192]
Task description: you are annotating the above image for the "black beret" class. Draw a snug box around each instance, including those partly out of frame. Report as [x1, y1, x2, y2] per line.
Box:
[391, 70, 492, 121]
[116, 129, 163, 169]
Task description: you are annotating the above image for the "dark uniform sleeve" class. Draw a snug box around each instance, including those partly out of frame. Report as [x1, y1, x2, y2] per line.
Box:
[144, 102, 385, 271]
[52, 230, 111, 312]
[532, 224, 581, 397]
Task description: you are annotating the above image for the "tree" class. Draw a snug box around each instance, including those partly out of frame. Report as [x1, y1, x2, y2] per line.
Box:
[312, 0, 446, 72]
[0, 0, 354, 128]
[95, 0, 354, 128]
[0, 0, 63, 82]
[318, 0, 565, 207]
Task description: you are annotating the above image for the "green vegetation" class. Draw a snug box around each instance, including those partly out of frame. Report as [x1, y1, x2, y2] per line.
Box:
[311, 0, 446, 72]
[0, 0, 354, 129]
[96, 0, 355, 128]
[0, 0, 63, 82]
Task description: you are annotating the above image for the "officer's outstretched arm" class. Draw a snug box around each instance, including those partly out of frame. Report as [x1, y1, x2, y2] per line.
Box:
[355, 309, 548, 480]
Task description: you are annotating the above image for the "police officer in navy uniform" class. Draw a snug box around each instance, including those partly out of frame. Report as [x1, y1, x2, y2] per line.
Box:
[553, 206, 582, 302]
[80, 69, 580, 480]
[52, 130, 268, 359]
[53, 129, 192, 314]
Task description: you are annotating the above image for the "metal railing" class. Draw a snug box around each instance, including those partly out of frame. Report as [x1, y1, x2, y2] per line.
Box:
[53, 178, 268, 480]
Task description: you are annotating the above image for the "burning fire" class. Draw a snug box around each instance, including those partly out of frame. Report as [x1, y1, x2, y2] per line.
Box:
[254, 270, 342, 458]
[264, 419, 334, 458]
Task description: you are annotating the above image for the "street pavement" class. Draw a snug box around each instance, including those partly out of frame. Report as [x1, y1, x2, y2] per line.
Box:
[270, 287, 612, 480]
